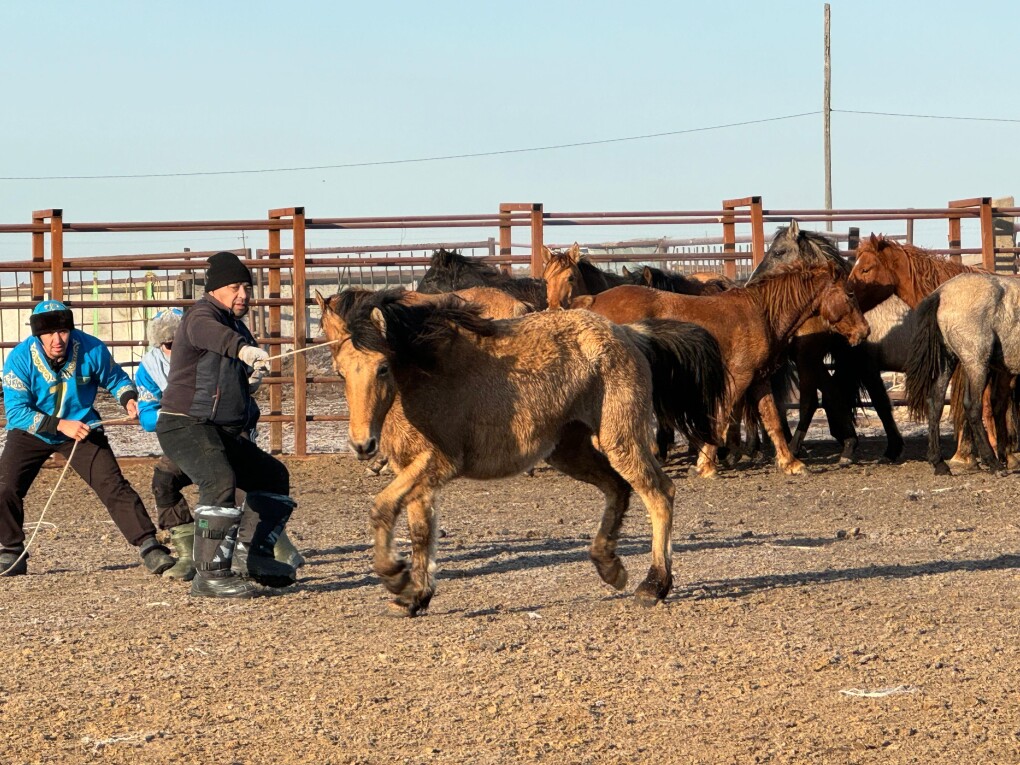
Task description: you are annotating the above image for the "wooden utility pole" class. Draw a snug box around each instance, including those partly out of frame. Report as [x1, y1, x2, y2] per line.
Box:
[823, 3, 832, 232]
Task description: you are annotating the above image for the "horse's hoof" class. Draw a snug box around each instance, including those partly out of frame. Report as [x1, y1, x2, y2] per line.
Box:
[781, 460, 808, 475]
[933, 462, 952, 476]
[594, 558, 628, 590]
[377, 559, 411, 595]
[838, 456, 854, 467]
[634, 570, 672, 605]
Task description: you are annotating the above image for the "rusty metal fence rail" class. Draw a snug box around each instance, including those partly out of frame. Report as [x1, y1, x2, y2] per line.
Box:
[0, 197, 1015, 455]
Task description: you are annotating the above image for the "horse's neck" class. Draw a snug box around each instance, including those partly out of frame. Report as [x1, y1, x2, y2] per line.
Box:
[899, 252, 974, 307]
[752, 275, 828, 342]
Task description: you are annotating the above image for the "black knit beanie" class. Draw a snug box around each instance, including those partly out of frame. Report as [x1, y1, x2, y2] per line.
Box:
[205, 252, 253, 292]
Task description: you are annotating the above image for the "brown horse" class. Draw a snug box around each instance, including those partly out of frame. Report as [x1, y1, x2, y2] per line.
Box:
[317, 290, 726, 615]
[572, 261, 870, 477]
[848, 234, 1011, 468]
[631, 265, 736, 296]
[542, 243, 632, 309]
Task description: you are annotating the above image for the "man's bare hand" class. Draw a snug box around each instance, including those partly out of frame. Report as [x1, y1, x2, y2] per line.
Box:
[125, 399, 140, 420]
[57, 419, 91, 442]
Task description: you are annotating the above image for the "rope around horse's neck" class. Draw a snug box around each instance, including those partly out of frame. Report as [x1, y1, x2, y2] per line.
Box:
[264, 338, 343, 364]
[0, 416, 126, 577]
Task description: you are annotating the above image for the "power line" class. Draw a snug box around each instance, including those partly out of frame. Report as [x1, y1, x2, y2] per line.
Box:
[834, 108, 1020, 124]
[0, 112, 819, 181]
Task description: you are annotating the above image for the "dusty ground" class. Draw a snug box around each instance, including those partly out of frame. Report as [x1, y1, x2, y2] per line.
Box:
[2, 418, 1020, 765]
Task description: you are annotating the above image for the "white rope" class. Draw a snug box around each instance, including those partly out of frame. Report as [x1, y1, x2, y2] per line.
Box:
[263, 338, 343, 364]
[0, 417, 127, 577]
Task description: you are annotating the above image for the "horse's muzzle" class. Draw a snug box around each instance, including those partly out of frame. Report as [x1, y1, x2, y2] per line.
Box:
[350, 437, 378, 460]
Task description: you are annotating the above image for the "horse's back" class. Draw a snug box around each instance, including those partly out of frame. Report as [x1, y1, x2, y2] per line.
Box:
[936, 273, 1020, 368]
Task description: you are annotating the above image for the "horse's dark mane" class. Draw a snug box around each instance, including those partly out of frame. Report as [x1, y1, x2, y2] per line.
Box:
[643, 266, 729, 295]
[574, 258, 629, 290]
[749, 225, 849, 283]
[743, 260, 843, 328]
[419, 248, 548, 308]
[335, 287, 497, 371]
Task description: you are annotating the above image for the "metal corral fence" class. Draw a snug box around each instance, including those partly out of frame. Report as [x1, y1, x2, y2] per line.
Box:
[0, 197, 1016, 455]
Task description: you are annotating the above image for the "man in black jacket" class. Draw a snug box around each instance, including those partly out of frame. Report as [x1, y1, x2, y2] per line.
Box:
[156, 251, 297, 599]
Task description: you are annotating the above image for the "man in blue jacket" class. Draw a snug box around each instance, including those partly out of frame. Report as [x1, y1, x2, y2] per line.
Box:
[0, 300, 176, 577]
[135, 307, 303, 581]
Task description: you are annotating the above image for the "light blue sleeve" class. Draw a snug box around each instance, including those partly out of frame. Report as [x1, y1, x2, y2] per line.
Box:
[134, 362, 162, 432]
[2, 351, 50, 434]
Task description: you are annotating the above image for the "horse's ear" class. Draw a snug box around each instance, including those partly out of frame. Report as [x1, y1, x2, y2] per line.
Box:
[314, 291, 327, 313]
[621, 265, 631, 276]
[869, 233, 880, 249]
[542, 246, 553, 265]
[567, 243, 582, 264]
[642, 266, 654, 285]
[787, 220, 800, 239]
[370, 307, 387, 336]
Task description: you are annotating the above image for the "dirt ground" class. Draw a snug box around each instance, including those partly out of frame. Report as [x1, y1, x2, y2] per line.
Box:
[2, 420, 1020, 765]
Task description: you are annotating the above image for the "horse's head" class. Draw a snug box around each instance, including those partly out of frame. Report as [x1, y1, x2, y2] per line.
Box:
[848, 234, 898, 311]
[416, 248, 461, 293]
[316, 290, 398, 460]
[750, 220, 845, 283]
[818, 272, 870, 346]
[542, 243, 583, 310]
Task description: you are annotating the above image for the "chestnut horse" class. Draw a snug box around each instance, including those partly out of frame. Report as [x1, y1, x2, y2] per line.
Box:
[848, 234, 1011, 469]
[905, 273, 1020, 475]
[317, 290, 726, 614]
[571, 261, 870, 477]
[417, 248, 548, 309]
[750, 223, 904, 464]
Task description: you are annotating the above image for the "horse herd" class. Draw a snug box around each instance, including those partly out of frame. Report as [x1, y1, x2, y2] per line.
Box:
[315, 221, 1020, 615]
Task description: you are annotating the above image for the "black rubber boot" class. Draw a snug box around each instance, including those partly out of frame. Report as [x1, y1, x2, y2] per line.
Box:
[139, 536, 176, 576]
[190, 505, 259, 599]
[232, 492, 298, 587]
[0, 548, 28, 577]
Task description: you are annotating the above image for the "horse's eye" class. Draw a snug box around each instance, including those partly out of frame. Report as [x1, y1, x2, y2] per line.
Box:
[567, 276, 575, 284]
[377, 364, 390, 378]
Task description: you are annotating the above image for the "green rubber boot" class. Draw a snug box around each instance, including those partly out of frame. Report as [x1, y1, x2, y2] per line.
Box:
[163, 522, 196, 581]
[273, 529, 305, 570]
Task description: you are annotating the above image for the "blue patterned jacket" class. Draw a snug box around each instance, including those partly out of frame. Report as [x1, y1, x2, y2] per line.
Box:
[2, 330, 137, 444]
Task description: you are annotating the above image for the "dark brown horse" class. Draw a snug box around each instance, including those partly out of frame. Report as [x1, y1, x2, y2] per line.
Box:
[317, 290, 726, 614]
[571, 261, 870, 477]
[417, 248, 548, 309]
[631, 265, 736, 296]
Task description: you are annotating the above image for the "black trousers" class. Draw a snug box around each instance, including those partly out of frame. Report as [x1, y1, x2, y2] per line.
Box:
[155, 415, 288, 508]
[0, 428, 157, 550]
[151, 455, 195, 529]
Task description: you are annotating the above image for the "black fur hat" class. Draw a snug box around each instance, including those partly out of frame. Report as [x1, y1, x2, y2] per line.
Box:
[30, 300, 74, 336]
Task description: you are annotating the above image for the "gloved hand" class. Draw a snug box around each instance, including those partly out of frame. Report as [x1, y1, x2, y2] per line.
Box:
[238, 344, 271, 371]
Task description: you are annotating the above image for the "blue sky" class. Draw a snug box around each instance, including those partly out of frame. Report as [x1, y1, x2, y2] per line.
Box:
[1, 1, 1016, 257]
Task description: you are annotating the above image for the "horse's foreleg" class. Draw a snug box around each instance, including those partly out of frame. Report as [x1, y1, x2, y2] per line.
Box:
[370, 452, 441, 595]
[393, 485, 440, 616]
[751, 381, 806, 475]
[861, 365, 903, 463]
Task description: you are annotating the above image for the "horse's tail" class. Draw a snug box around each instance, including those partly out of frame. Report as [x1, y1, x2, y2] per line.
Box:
[905, 292, 954, 421]
[625, 319, 727, 446]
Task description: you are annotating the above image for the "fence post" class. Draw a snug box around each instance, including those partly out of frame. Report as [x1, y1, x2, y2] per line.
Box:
[979, 197, 994, 272]
[498, 203, 512, 262]
[30, 210, 50, 300]
[530, 203, 544, 277]
[847, 226, 860, 262]
[267, 214, 284, 454]
[993, 196, 1016, 274]
[749, 196, 765, 266]
[291, 208, 308, 457]
[947, 197, 982, 265]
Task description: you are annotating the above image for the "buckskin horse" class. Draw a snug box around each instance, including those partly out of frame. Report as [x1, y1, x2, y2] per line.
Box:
[317, 290, 726, 615]
[570, 260, 870, 477]
[542, 243, 633, 309]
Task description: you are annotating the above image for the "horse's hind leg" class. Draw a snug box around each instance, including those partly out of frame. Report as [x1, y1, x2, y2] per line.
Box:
[962, 367, 1004, 473]
[927, 362, 956, 475]
[546, 425, 632, 593]
[599, 439, 676, 605]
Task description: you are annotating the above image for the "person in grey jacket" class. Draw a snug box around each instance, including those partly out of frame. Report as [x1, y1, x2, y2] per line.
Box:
[156, 252, 297, 599]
